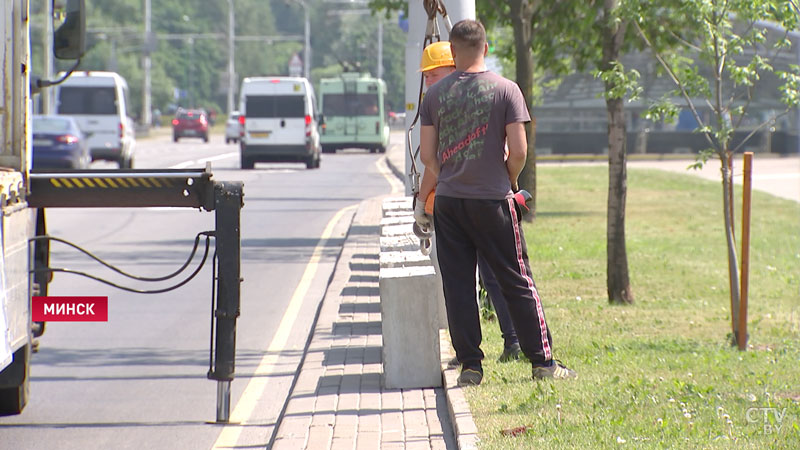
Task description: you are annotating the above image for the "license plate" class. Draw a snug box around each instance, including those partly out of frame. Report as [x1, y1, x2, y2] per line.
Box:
[185, 130, 198, 135]
[251, 131, 271, 138]
[32, 139, 52, 147]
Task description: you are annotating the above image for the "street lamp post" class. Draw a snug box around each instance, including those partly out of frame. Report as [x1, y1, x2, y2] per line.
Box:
[289, 0, 311, 79]
[227, 0, 235, 115]
[142, 0, 152, 128]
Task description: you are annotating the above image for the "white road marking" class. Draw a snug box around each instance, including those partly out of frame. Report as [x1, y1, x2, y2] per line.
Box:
[198, 152, 238, 165]
[211, 203, 357, 449]
[168, 152, 237, 169]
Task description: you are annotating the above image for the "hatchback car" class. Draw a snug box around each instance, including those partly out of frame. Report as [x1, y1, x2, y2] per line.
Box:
[172, 108, 209, 142]
[225, 111, 242, 144]
[31, 115, 91, 169]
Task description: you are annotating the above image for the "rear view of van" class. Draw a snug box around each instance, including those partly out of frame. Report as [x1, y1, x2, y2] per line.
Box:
[54, 71, 136, 168]
[238, 77, 321, 169]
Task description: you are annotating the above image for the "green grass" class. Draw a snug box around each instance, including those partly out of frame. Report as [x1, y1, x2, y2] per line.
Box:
[465, 166, 800, 449]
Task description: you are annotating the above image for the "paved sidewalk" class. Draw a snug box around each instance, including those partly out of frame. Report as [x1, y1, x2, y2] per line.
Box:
[271, 134, 478, 450]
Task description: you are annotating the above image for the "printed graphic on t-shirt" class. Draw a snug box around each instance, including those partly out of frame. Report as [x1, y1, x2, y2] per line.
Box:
[436, 78, 497, 165]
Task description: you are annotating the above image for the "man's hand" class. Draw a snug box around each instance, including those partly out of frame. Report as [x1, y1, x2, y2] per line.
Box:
[414, 198, 432, 229]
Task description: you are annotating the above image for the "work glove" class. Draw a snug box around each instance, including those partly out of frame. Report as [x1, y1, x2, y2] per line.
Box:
[414, 197, 432, 230]
[513, 190, 532, 214]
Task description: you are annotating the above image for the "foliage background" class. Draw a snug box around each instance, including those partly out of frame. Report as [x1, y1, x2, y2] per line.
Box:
[29, 0, 409, 119]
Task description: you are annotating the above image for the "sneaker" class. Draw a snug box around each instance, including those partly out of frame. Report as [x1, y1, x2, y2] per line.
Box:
[532, 360, 577, 380]
[447, 356, 459, 368]
[457, 366, 483, 386]
[497, 343, 521, 363]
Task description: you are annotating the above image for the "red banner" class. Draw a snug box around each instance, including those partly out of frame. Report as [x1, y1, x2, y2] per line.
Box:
[32, 296, 108, 322]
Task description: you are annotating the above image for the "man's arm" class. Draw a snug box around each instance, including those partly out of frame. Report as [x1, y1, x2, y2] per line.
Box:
[505, 122, 527, 192]
[419, 124, 439, 200]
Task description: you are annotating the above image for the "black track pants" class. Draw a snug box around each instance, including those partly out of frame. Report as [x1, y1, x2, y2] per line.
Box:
[477, 254, 518, 348]
[433, 195, 553, 367]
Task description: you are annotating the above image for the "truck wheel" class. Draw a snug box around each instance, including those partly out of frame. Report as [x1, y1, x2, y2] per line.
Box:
[240, 155, 254, 170]
[0, 344, 30, 415]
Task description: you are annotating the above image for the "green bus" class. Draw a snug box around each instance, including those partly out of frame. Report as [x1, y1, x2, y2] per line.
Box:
[319, 73, 390, 153]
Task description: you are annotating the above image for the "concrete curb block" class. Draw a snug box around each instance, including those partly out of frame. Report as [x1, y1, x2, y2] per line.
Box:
[440, 331, 480, 450]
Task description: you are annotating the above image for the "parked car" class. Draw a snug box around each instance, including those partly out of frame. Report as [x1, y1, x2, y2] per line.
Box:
[172, 108, 209, 142]
[31, 115, 91, 170]
[225, 111, 242, 144]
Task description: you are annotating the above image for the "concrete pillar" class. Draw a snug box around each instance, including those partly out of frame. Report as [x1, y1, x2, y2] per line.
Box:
[379, 265, 442, 389]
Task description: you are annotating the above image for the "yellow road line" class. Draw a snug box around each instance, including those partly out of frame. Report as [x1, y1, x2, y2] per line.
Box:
[378, 153, 404, 194]
[211, 203, 357, 449]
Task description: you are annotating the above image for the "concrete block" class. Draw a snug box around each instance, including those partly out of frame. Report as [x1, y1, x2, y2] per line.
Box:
[380, 235, 420, 253]
[379, 251, 431, 268]
[379, 266, 442, 389]
[381, 223, 416, 237]
[382, 198, 412, 214]
[380, 216, 415, 226]
[428, 241, 448, 329]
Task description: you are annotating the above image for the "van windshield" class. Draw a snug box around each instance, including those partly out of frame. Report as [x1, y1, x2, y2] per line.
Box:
[246, 95, 305, 118]
[323, 94, 379, 117]
[58, 87, 117, 115]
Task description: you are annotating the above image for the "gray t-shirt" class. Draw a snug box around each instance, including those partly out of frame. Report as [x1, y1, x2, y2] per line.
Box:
[420, 70, 530, 200]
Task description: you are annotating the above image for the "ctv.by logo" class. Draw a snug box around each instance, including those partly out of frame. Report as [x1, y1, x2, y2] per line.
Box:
[745, 407, 788, 434]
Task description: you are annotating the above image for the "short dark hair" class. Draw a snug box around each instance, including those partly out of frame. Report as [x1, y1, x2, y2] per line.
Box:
[450, 19, 486, 52]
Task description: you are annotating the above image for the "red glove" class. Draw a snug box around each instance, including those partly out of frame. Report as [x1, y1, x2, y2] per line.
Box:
[513, 190, 532, 214]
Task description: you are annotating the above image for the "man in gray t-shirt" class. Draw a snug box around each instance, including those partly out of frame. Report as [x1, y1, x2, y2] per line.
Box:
[418, 19, 577, 386]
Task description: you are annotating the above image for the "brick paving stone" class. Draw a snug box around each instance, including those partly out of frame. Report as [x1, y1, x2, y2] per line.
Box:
[271, 190, 466, 450]
[355, 431, 381, 450]
[305, 424, 334, 450]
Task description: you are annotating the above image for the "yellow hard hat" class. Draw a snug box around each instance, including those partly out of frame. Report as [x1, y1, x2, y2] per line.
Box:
[420, 41, 455, 72]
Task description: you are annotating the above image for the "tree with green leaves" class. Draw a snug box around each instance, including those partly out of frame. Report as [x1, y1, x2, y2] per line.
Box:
[488, 0, 646, 304]
[629, 0, 799, 340]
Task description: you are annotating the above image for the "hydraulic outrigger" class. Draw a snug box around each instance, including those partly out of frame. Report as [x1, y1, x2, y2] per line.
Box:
[28, 166, 243, 423]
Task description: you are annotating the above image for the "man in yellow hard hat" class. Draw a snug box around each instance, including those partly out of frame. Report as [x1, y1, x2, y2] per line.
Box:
[415, 40, 522, 375]
[419, 41, 457, 88]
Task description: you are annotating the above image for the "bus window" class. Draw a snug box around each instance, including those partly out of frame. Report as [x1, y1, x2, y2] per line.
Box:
[323, 94, 379, 116]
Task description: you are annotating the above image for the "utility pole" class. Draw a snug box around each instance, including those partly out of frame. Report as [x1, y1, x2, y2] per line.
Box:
[227, 0, 235, 115]
[142, 0, 152, 128]
[42, 0, 54, 114]
[302, 0, 310, 79]
[377, 15, 383, 79]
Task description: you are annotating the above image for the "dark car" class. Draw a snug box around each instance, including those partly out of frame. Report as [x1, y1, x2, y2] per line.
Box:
[32, 115, 91, 169]
[172, 108, 209, 142]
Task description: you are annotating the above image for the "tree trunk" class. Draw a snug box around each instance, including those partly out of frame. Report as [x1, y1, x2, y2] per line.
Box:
[605, 97, 633, 304]
[510, 0, 537, 220]
[720, 151, 741, 344]
[602, 0, 633, 304]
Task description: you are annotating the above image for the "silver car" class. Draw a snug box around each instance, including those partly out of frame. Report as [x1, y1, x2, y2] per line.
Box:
[225, 111, 241, 144]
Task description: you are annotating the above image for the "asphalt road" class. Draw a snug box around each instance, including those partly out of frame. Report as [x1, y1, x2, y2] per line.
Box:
[0, 131, 395, 449]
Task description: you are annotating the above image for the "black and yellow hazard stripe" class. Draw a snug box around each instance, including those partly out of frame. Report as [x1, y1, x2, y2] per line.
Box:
[45, 176, 179, 189]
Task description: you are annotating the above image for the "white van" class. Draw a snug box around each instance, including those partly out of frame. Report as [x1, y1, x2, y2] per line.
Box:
[238, 77, 321, 169]
[54, 71, 136, 168]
